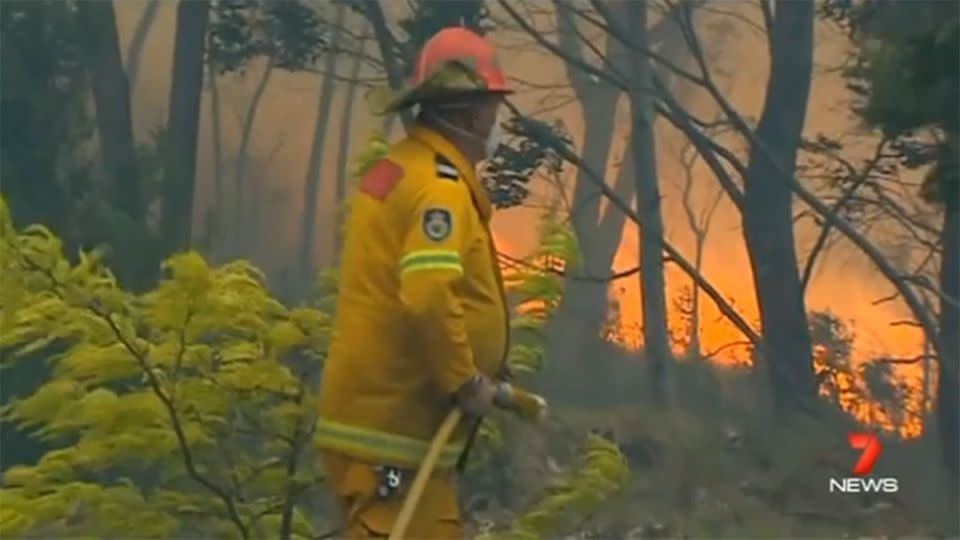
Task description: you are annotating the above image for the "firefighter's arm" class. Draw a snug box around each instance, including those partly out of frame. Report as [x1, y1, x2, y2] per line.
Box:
[397, 181, 478, 396]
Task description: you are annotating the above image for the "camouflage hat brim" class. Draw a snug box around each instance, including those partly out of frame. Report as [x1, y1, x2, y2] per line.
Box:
[380, 60, 513, 114]
[382, 86, 512, 113]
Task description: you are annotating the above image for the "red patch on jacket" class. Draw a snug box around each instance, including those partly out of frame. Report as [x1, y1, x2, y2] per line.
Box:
[358, 160, 404, 200]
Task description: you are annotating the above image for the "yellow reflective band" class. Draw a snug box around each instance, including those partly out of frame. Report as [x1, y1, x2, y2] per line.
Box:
[399, 249, 463, 275]
[315, 418, 465, 469]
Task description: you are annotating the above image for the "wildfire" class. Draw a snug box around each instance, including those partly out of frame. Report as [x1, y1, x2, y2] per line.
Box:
[494, 230, 930, 439]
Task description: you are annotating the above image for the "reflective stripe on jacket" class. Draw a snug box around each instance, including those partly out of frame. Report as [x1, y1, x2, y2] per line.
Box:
[315, 418, 464, 469]
[316, 123, 509, 470]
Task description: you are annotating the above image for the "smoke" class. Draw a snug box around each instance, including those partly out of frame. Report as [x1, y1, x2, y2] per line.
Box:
[115, 0, 924, 365]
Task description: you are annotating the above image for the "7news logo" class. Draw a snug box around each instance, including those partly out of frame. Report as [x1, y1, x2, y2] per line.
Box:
[829, 432, 899, 494]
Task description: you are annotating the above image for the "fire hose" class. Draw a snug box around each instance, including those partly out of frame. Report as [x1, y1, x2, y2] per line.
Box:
[387, 383, 547, 540]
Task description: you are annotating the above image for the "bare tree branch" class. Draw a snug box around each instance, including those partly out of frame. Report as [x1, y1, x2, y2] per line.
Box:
[126, 0, 160, 94]
[499, 0, 629, 91]
[703, 339, 754, 361]
[800, 136, 892, 292]
[498, 250, 667, 283]
[506, 104, 761, 344]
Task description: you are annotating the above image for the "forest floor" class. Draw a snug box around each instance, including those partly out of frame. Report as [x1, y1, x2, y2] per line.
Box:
[464, 351, 958, 539]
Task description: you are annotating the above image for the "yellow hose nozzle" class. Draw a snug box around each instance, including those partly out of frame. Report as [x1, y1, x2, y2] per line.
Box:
[494, 383, 548, 423]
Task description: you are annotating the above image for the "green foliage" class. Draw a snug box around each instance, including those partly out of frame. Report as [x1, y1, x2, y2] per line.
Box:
[349, 131, 390, 178]
[856, 21, 959, 203]
[852, 19, 958, 137]
[483, 116, 573, 209]
[0, 197, 329, 539]
[399, 0, 492, 55]
[0, 0, 94, 240]
[313, 268, 340, 313]
[208, 0, 329, 74]
[835, 3, 959, 206]
[504, 211, 579, 376]
[476, 435, 630, 540]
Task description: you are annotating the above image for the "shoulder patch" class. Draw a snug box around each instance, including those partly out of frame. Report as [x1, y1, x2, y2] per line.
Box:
[435, 154, 460, 181]
[358, 159, 404, 200]
[422, 207, 453, 242]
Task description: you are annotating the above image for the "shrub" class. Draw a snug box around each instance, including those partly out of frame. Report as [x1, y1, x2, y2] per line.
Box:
[0, 129, 630, 539]
[0, 197, 329, 539]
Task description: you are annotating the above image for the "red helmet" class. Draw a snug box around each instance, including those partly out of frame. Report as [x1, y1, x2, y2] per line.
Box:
[411, 27, 511, 93]
[380, 27, 512, 112]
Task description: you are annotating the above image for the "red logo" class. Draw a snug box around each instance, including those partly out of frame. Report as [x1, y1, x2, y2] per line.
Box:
[358, 160, 404, 201]
[848, 432, 882, 476]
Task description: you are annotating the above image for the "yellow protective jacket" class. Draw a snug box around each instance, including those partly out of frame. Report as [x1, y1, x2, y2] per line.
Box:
[316, 124, 509, 470]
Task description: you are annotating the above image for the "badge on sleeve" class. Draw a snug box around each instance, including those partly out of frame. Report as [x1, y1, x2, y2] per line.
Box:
[423, 208, 452, 242]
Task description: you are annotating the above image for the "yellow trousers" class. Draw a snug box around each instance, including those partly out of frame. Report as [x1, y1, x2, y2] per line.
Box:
[321, 452, 463, 539]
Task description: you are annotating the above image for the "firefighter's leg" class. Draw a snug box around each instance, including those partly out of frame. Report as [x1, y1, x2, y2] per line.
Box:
[321, 452, 463, 540]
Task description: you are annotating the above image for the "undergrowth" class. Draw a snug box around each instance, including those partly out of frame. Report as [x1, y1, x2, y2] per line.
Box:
[522, 350, 956, 539]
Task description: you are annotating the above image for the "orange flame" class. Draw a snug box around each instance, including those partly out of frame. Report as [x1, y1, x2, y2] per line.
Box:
[494, 228, 929, 439]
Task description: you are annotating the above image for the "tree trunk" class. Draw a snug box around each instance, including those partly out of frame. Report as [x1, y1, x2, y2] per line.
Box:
[544, 0, 696, 400]
[75, 0, 159, 289]
[298, 5, 344, 286]
[333, 45, 363, 265]
[544, 132, 636, 403]
[232, 58, 274, 256]
[359, 0, 412, 131]
[628, 0, 671, 402]
[207, 56, 225, 258]
[126, 0, 160, 95]
[689, 236, 705, 358]
[541, 4, 625, 399]
[741, 0, 816, 417]
[76, 0, 141, 219]
[548, 111, 621, 376]
[162, 0, 210, 253]
[936, 199, 959, 498]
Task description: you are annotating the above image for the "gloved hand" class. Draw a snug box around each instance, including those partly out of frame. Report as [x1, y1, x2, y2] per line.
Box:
[492, 383, 548, 423]
[494, 360, 514, 383]
[454, 374, 498, 417]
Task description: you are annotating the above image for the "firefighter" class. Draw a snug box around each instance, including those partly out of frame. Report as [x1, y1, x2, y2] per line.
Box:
[315, 27, 513, 539]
